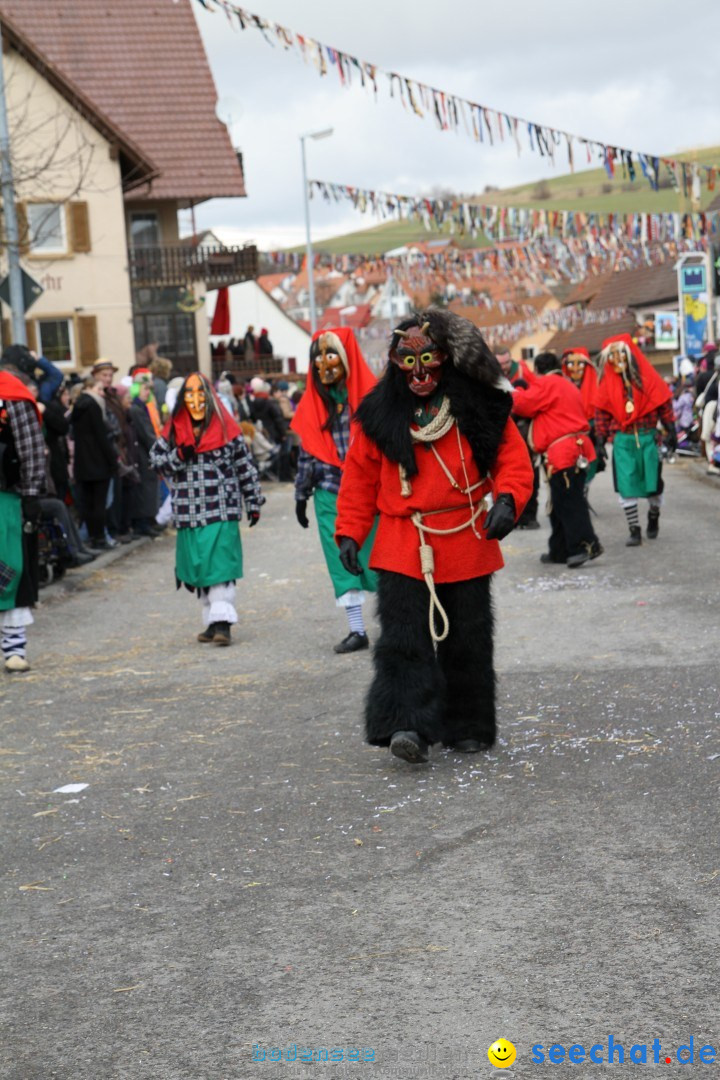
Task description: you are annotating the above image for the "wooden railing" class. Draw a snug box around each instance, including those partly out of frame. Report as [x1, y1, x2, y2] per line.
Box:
[129, 244, 258, 289]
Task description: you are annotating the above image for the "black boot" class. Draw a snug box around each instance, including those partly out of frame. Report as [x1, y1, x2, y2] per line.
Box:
[197, 623, 216, 643]
[390, 730, 429, 764]
[333, 631, 369, 654]
[447, 738, 493, 753]
[212, 622, 232, 646]
[626, 526, 642, 547]
[647, 509, 660, 539]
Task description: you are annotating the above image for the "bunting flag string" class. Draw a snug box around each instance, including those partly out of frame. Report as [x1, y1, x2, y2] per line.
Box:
[309, 179, 720, 244]
[195, 0, 719, 195]
[260, 231, 707, 291]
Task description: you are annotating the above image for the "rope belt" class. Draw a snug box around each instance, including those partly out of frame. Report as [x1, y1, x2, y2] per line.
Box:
[410, 498, 489, 646]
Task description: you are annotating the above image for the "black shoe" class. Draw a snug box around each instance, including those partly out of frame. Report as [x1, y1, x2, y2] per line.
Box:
[566, 551, 590, 568]
[390, 730, 429, 764]
[197, 623, 217, 643]
[626, 526, 642, 547]
[212, 621, 232, 646]
[333, 631, 369, 654]
[540, 552, 564, 564]
[589, 541, 604, 560]
[448, 738, 493, 753]
[519, 518, 541, 530]
[116, 533, 133, 544]
[647, 510, 660, 539]
[70, 551, 95, 567]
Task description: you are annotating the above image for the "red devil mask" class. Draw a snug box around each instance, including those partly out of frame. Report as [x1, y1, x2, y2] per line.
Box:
[390, 322, 446, 397]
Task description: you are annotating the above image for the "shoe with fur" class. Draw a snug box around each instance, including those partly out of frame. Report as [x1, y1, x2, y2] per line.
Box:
[5, 655, 30, 673]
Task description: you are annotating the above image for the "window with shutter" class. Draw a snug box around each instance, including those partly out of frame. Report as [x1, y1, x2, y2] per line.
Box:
[77, 315, 98, 364]
[69, 202, 91, 253]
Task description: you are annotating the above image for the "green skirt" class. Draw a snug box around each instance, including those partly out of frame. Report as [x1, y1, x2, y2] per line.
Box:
[175, 520, 243, 589]
[0, 491, 23, 611]
[612, 429, 660, 498]
[314, 488, 378, 599]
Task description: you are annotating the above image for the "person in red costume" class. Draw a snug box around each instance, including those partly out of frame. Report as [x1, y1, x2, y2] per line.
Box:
[335, 310, 533, 764]
[595, 334, 676, 546]
[513, 351, 603, 567]
[291, 327, 378, 654]
[561, 345, 606, 487]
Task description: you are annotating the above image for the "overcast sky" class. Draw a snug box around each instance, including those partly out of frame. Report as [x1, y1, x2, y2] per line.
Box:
[190, 0, 720, 249]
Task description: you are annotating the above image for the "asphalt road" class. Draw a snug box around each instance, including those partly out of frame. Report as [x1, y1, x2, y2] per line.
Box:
[1, 462, 718, 1080]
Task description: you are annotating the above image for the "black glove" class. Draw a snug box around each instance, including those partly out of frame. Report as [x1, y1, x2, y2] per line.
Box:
[594, 440, 607, 473]
[483, 493, 516, 541]
[665, 423, 678, 454]
[21, 495, 41, 529]
[513, 378, 529, 390]
[248, 511, 260, 528]
[295, 499, 309, 529]
[179, 444, 196, 462]
[338, 536, 361, 576]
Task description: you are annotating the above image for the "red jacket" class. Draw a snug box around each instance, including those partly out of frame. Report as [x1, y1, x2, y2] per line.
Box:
[335, 419, 533, 583]
[512, 373, 596, 473]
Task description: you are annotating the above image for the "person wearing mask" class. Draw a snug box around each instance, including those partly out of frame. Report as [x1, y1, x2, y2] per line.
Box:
[512, 351, 603, 567]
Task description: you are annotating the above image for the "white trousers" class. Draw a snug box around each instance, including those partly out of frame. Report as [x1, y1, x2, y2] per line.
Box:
[199, 583, 238, 627]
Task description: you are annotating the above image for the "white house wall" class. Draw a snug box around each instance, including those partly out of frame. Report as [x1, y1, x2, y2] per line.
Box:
[207, 280, 311, 373]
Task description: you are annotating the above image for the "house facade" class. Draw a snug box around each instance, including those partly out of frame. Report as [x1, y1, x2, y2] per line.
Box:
[0, 0, 254, 376]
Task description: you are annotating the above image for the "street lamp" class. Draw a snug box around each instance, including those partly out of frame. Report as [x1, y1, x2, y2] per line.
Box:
[300, 127, 333, 334]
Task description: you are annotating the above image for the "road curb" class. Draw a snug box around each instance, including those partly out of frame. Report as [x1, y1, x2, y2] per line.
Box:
[682, 458, 720, 492]
[38, 534, 159, 604]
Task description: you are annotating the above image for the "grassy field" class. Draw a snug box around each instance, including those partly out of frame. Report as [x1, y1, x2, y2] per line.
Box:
[296, 144, 720, 256]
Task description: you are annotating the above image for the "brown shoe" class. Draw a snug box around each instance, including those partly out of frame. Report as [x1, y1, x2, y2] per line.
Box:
[197, 624, 216, 643]
[212, 621, 231, 646]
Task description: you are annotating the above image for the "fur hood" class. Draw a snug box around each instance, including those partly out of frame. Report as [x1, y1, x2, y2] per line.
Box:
[356, 310, 513, 479]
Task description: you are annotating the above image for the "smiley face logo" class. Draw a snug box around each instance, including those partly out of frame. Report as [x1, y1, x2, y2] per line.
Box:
[488, 1039, 516, 1068]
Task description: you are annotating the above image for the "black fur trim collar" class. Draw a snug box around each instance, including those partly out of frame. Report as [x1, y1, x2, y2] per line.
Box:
[356, 363, 512, 478]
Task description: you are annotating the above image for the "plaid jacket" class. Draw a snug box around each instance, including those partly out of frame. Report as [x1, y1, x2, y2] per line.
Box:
[0, 399, 46, 496]
[150, 434, 262, 528]
[595, 400, 675, 443]
[294, 402, 350, 500]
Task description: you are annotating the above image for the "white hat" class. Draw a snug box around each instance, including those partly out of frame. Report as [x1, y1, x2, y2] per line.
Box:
[250, 377, 269, 393]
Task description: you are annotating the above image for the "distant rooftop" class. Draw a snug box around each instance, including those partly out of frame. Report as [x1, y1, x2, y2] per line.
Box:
[0, 0, 245, 204]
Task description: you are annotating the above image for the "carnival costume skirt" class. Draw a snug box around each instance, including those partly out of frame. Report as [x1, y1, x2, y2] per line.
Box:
[175, 520, 244, 589]
[313, 488, 378, 598]
[612, 430, 661, 498]
[0, 491, 37, 611]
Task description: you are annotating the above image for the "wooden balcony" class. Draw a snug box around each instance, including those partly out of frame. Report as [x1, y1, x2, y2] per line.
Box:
[129, 244, 258, 289]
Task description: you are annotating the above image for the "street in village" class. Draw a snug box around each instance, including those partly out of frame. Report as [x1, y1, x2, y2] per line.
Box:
[1, 464, 719, 1079]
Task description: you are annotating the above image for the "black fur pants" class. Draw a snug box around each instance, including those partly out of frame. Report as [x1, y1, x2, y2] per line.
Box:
[366, 570, 496, 748]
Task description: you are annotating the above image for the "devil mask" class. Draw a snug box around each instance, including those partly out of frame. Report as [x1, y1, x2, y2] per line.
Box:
[312, 333, 347, 388]
[184, 372, 207, 422]
[390, 321, 446, 397]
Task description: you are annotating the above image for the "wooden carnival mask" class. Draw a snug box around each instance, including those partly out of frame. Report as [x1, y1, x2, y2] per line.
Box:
[390, 322, 446, 397]
[314, 334, 346, 387]
[184, 373, 207, 422]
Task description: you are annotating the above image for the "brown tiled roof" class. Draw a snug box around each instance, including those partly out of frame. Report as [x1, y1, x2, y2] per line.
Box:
[544, 314, 638, 356]
[0, 0, 245, 203]
[0, 8, 156, 190]
[587, 263, 678, 311]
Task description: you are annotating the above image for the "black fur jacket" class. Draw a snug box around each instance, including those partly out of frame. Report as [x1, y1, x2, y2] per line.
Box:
[355, 309, 513, 479]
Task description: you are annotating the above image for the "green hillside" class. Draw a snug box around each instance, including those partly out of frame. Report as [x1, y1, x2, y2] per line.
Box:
[299, 145, 720, 257]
